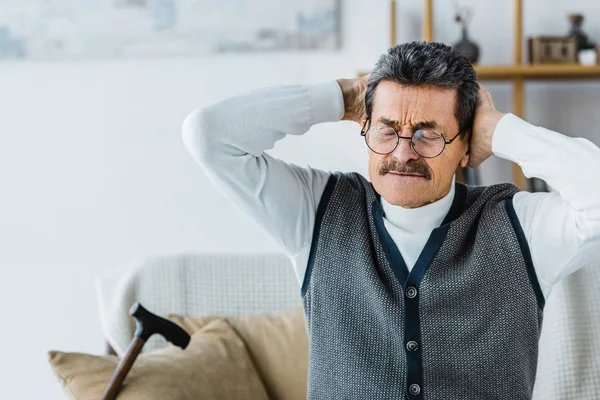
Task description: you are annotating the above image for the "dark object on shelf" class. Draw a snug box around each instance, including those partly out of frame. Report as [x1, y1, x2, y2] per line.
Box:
[462, 166, 479, 186]
[568, 13, 595, 51]
[528, 177, 548, 193]
[453, 26, 480, 64]
[455, 166, 479, 186]
[452, 6, 479, 64]
[528, 36, 577, 64]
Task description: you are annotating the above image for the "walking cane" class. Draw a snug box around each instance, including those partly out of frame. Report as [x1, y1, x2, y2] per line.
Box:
[100, 303, 191, 400]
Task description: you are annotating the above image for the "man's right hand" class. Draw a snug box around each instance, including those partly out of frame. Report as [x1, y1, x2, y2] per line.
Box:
[337, 74, 369, 124]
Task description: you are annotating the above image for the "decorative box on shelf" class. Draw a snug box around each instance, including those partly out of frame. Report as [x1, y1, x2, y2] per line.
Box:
[528, 36, 578, 64]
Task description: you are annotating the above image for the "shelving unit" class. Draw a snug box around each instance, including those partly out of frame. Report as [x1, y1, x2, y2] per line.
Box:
[476, 64, 600, 80]
[383, 0, 600, 189]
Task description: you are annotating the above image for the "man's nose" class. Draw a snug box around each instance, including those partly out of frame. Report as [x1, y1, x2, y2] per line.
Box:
[390, 135, 420, 163]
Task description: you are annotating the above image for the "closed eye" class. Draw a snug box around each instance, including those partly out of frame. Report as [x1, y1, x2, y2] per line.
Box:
[415, 130, 441, 139]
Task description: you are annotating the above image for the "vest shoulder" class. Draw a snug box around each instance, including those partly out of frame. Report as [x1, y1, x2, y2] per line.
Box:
[329, 171, 374, 194]
[466, 182, 520, 196]
[462, 182, 521, 211]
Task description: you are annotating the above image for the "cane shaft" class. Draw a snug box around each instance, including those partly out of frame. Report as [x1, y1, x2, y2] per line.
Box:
[100, 337, 145, 400]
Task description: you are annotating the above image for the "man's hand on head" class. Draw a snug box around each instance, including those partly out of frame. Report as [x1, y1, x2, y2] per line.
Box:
[337, 74, 369, 124]
[468, 83, 506, 168]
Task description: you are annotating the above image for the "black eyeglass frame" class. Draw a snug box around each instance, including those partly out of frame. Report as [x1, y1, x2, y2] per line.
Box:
[360, 119, 462, 158]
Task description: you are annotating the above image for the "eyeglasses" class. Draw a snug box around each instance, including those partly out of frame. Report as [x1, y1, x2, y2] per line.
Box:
[360, 120, 462, 158]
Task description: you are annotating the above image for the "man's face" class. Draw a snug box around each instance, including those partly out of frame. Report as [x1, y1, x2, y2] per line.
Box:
[365, 81, 470, 208]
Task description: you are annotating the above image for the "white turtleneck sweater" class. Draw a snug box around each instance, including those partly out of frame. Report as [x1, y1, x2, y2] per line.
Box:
[182, 81, 600, 299]
[381, 178, 456, 271]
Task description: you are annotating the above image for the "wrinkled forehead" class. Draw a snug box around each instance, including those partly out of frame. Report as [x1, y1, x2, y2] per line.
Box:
[371, 81, 458, 134]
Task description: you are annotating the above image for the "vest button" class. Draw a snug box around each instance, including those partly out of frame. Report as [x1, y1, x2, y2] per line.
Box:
[406, 340, 419, 352]
[406, 286, 418, 298]
[408, 383, 421, 395]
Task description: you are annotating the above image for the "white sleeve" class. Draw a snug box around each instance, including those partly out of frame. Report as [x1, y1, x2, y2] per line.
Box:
[181, 82, 344, 283]
[492, 114, 600, 298]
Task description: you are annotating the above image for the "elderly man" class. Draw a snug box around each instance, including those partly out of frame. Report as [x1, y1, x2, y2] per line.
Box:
[182, 42, 600, 399]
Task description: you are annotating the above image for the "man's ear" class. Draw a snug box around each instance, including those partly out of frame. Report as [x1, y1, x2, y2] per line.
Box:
[360, 118, 368, 132]
[459, 132, 471, 168]
[459, 151, 470, 168]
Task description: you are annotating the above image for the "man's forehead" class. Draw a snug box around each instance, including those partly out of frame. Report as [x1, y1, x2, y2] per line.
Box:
[371, 83, 457, 131]
[374, 80, 456, 98]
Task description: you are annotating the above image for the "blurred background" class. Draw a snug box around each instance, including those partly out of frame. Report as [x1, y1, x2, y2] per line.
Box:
[1, 0, 599, 398]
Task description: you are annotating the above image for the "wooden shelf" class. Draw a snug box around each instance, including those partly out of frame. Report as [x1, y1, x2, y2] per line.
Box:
[475, 64, 600, 81]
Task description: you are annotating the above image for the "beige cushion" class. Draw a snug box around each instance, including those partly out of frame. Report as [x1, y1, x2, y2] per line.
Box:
[48, 319, 269, 400]
[166, 314, 220, 334]
[168, 308, 308, 400]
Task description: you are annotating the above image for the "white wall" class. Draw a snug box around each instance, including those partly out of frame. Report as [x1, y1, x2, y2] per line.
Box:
[1, 0, 599, 398]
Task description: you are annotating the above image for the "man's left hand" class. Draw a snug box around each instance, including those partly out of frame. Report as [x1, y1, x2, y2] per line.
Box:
[468, 84, 506, 168]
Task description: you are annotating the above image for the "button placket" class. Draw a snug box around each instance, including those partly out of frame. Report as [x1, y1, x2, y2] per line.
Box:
[405, 284, 421, 397]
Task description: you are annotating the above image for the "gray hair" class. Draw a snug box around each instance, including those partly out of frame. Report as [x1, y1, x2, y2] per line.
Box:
[365, 41, 479, 138]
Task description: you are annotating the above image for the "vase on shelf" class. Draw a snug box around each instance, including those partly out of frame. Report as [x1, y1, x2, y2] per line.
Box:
[568, 13, 591, 51]
[567, 13, 597, 65]
[453, 26, 480, 64]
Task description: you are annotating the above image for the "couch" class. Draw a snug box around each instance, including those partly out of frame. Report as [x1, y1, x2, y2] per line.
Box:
[48, 253, 600, 399]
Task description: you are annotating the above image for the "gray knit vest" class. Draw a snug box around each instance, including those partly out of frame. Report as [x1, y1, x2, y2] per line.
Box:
[301, 172, 545, 400]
